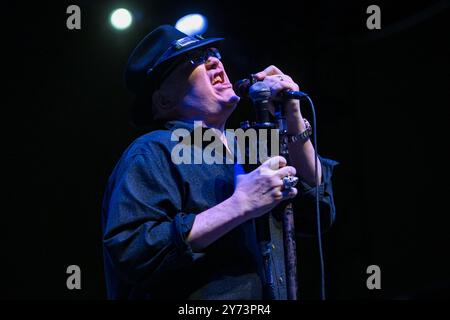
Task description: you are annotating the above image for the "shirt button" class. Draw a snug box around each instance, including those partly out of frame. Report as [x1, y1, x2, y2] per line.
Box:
[271, 244, 276, 250]
[279, 277, 283, 283]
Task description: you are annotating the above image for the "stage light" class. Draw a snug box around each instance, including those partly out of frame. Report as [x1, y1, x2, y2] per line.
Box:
[110, 8, 133, 30]
[175, 14, 208, 36]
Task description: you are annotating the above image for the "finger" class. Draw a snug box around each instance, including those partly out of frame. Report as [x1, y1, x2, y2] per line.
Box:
[275, 166, 297, 179]
[260, 156, 287, 170]
[272, 189, 283, 200]
[269, 176, 284, 188]
[270, 83, 300, 98]
[266, 74, 295, 85]
[281, 187, 298, 199]
[280, 74, 294, 83]
[254, 65, 285, 80]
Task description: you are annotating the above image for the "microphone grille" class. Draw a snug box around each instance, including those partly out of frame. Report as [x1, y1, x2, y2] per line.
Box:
[233, 78, 251, 97]
[248, 81, 271, 101]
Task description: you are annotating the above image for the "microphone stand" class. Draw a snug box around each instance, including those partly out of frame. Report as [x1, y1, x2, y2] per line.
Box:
[240, 103, 298, 300]
[275, 103, 298, 300]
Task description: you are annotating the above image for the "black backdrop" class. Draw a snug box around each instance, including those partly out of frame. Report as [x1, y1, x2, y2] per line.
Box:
[3, 0, 450, 299]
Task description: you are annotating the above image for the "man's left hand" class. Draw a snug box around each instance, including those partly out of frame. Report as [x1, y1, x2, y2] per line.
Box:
[253, 65, 306, 134]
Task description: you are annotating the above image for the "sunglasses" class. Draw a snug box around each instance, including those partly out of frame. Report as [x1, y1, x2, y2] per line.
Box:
[186, 47, 222, 66]
[157, 47, 222, 84]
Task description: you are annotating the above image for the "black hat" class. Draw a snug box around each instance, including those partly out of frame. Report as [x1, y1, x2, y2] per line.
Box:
[124, 24, 224, 126]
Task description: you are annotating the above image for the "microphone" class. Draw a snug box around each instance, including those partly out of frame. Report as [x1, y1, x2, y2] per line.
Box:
[234, 78, 309, 100]
[233, 78, 252, 98]
[248, 81, 272, 127]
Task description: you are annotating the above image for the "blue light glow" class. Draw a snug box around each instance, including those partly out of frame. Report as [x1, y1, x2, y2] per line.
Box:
[175, 14, 208, 36]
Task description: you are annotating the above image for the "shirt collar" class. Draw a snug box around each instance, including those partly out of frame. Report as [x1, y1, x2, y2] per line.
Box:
[164, 119, 197, 132]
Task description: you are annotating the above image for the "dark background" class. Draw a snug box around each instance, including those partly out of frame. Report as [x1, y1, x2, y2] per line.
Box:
[3, 0, 450, 299]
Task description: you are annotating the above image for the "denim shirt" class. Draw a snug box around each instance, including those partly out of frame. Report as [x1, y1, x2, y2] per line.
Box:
[102, 120, 338, 299]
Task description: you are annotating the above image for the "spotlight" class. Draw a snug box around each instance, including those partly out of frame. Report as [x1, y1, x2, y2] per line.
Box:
[175, 14, 208, 36]
[110, 8, 133, 30]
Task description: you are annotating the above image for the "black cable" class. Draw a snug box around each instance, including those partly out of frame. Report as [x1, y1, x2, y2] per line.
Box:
[305, 95, 326, 300]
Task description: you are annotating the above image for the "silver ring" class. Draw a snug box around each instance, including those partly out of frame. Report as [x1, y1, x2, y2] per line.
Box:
[282, 175, 298, 189]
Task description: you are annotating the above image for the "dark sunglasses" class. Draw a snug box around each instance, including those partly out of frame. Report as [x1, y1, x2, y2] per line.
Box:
[157, 47, 222, 84]
[186, 47, 222, 66]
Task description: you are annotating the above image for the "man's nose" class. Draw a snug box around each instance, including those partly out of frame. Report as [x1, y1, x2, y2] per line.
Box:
[205, 56, 220, 69]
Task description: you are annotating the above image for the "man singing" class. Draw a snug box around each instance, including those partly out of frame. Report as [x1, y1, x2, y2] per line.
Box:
[102, 25, 337, 299]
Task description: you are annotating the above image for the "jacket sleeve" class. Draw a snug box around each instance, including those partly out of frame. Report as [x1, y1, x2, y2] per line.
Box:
[292, 156, 339, 236]
[102, 149, 204, 288]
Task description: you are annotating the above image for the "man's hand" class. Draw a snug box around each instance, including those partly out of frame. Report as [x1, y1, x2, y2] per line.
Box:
[254, 65, 322, 187]
[188, 156, 298, 251]
[233, 156, 298, 219]
[253, 65, 305, 135]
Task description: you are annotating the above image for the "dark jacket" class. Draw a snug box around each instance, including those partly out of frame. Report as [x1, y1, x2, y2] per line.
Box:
[102, 120, 338, 299]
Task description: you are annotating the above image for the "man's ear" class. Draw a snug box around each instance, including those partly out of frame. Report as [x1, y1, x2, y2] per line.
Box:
[152, 90, 172, 111]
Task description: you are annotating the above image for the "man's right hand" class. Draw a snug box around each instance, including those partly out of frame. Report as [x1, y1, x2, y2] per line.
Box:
[233, 156, 298, 219]
[187, 156, 298, 251]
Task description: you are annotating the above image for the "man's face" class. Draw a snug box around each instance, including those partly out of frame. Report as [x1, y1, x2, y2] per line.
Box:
[158, 47, 240, 124]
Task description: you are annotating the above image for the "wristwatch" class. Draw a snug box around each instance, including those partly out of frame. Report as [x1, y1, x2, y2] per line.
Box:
[286, 118, 312, 143]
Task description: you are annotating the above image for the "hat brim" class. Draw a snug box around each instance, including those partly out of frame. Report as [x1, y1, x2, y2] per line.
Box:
[131, 37, 224, 127]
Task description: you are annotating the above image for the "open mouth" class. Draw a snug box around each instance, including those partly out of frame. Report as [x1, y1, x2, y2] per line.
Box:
[211, 71, 225, 86]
